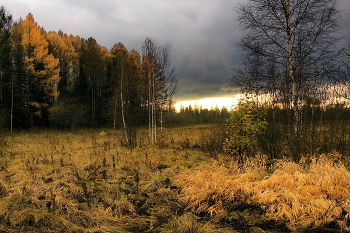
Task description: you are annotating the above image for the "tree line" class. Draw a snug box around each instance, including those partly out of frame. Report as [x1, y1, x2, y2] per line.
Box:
[0, 7, 183, 145]
[166, 105, 228, 126]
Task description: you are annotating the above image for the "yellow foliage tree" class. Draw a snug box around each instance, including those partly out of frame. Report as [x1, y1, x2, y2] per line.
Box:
[46, 30, 78, 95]
[20, 13, 60, 122]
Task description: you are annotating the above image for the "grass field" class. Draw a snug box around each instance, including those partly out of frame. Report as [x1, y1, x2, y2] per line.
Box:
[0, 126, 349, 232]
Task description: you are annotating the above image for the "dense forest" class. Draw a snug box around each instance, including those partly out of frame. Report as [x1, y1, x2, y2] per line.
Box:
[0, 8, 228, 134]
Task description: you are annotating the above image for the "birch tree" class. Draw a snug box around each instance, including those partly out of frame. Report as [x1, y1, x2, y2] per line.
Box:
[157, 46, 177, 134]
[110, 43, 129, 143]
[333, 44, 350, 100]
[142, 38, 158, 144]
[142, 38, 177, 145]
[232, 0, 341, 157]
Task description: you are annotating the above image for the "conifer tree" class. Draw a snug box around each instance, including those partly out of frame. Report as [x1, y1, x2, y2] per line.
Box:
[20, 13, 60, 126]
[75, 37, 108, 127]
[110, 43, 143, 147]
[0, 6, 13, 129]
[10, 21, 29, 128]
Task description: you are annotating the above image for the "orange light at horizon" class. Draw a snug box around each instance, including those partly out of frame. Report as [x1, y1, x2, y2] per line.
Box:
[174, 95, 241, 112]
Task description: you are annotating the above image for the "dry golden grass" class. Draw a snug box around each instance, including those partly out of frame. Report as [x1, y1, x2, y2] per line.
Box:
[177, 153, 350, 231]
[2, 127, 350, 232]
[0, 128, 212, 232]
[177, 155, 267, 215]
[253, 154, 350, 230]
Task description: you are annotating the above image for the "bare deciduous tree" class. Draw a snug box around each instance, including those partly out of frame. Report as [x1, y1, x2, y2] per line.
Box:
[142, 38, 177, 145]
[232, 0, 341, 145]
[333, 44, 350, 101]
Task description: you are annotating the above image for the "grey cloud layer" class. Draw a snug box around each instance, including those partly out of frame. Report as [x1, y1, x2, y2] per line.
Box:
[4, 0, 350, 101]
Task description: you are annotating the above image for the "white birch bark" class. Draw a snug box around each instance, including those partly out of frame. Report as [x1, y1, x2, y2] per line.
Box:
[120, 63, 129, 144]
[285, 0, 300, 137]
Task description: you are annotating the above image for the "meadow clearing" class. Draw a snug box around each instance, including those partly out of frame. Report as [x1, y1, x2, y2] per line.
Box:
[0, 126, 349, 232]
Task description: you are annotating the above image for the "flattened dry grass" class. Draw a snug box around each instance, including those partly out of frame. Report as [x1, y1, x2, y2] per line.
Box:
[177, 153, 350, 231]
[177, 155, 267, 216]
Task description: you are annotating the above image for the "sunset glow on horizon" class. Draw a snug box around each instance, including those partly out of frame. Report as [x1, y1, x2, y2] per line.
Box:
[174, 95, 241, 112]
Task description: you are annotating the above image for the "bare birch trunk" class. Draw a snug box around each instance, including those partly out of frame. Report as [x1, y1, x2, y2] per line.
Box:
[152, 76, 156, 144]
[285, 0, 299, 137]
[160, 104, 163, 136]
[148, 72, 152, 144]
[120, 65, 129, 144]
[113, 93, 117, 130]
[10, 74, 13, 132]
[91, 83, 95, 127]
[285, 0, 301, 158]
[147, 69, 157, 145]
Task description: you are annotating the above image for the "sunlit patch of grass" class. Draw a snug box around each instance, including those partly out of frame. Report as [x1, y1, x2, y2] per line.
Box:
[177, 153, 350, 232]
[176, 155, 266, 216]
[252, 154, 350, 230]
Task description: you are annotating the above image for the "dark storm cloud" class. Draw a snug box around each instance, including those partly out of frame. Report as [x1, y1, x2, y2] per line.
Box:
[3, 0, 350, 102]
[338, 0, 350, 46]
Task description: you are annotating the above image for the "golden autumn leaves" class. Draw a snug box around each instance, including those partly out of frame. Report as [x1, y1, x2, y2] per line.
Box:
[19, 13, 60, 116]
[7, 11, 177, 130]
[21, 13, 60, 97]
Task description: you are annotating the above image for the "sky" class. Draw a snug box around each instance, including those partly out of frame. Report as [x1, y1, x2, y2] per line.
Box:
[2, 0, 350, 108]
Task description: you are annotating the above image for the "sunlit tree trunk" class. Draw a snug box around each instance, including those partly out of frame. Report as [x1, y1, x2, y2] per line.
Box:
[113, 92, 117, 130]
[148, 71, 156, 144]
[10, 75, 13, 132]
[142, 38, 177, 145]
[152, 73, 156, 143]
[148, 72, 152, 144]
[120, 64, 129, 144]
[285, 0, 299, 138]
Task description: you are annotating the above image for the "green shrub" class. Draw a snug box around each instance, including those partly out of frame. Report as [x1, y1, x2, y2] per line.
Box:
[224, 96, 267, 157]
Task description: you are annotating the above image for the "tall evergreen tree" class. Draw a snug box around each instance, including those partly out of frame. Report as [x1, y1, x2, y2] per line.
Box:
[10, 21, 30, 128]
[46, 31, 84, 129]
[0, 6, 13, 129]
[110, 43, 144, 147]
[20, 13, 60, 126]
[75, 37, 108, 127]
